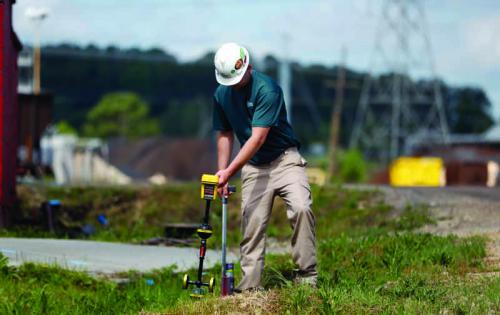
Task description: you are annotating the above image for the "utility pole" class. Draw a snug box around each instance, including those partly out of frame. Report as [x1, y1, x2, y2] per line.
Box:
[26, 7, 49, 95]
[327, 47, 347, 183]
[279, 33, 292, 124]
[350, 0, 449, 164]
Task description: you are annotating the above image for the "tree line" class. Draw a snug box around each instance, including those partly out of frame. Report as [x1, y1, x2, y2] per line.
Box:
[40, 44, 495, 148]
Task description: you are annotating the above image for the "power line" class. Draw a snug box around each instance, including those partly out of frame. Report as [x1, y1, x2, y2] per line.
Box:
[350, 0, 449, 163]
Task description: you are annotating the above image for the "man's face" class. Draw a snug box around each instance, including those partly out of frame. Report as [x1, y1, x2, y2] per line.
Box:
[232, 65, 253, 90]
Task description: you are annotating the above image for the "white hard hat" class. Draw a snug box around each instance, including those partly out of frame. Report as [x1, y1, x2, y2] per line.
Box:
[214, 43, 250, 86]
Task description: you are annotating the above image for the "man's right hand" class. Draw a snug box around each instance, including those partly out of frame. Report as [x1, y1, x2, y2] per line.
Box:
[215, 169, 231, 197]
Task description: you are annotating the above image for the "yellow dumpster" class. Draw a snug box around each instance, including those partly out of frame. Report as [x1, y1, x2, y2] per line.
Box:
[390, 157, 445, 187]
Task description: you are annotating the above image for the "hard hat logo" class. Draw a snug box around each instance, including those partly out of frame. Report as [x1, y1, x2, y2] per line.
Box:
[234, 47, 246, 71]
[240, 47, 246, 61]
[234, 59, 243, 70]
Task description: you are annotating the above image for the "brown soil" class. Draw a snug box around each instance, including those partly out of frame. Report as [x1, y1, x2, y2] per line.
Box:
[147, 290, 284, 315]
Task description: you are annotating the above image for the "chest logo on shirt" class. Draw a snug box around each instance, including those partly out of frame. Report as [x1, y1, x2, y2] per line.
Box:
[246, 101, 254, 116]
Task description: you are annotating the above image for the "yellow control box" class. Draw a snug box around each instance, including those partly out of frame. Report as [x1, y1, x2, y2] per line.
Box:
[390, 157, 445, 187]
[201, 174, 219, 200]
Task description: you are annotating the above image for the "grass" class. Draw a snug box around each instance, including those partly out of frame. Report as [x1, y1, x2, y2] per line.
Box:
[5, 184, 389, 247]
[0, 257, 188, 314]
[0, 183, 499, 314]
[5, 184, 428, 252]
[167, 233, 498, 314]
[1, 232, 497, 314]
[7, 184, 241, 246]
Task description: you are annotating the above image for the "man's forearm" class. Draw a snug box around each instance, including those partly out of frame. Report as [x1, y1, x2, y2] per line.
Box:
[216, 127, 269, 188]
[217, 131, 234, 170]
[225, 134, 265, 177]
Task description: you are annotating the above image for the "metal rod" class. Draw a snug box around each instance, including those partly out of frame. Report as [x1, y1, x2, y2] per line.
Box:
[221, 195, 228, 278]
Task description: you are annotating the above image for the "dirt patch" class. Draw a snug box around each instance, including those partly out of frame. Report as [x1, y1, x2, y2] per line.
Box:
[147, 290, 284, 315]
[466, 232, 500, 279]
[209, 290, 283, 314]
[484, 232, 500, 270]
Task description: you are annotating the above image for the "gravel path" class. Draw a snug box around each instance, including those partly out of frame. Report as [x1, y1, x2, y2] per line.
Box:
[349, 185, 500, 236]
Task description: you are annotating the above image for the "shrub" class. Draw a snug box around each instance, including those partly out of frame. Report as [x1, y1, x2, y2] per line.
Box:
[338, 149, 367, 183]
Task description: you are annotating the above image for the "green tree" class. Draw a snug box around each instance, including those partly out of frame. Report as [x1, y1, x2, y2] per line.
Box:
[448, 88, 494, 134]
[160, 97, 208, 137]
[56, 120, 78, 135]
[83, 92, 160, 139]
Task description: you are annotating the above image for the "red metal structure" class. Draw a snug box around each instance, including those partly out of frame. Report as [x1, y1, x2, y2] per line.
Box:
[0, 0, 22, 226]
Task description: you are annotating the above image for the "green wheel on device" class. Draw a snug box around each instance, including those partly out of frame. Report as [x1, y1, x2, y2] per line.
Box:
[182, 274, 189, 289]
[208, 277, 215, 293]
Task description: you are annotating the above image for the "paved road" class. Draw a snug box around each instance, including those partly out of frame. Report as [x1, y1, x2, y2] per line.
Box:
[0, 238, 237, 274]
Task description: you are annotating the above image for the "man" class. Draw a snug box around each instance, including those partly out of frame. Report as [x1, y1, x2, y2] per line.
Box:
[212, 42, 317, 291]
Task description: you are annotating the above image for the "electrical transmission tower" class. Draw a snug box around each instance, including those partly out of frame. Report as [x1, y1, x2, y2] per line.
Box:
[350, 0, 449, 163]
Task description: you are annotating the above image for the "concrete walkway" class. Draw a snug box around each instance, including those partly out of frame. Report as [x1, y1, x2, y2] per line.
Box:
[0, 238, 237, 274]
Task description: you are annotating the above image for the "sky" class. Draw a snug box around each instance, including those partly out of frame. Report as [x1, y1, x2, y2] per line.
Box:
[12, 0, 500, 120]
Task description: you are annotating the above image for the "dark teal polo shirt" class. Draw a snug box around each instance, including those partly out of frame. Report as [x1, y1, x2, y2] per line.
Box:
[213, 70, 300, 165]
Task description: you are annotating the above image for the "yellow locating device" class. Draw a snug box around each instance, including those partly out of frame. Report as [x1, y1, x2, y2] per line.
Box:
[201, 174, 219, 200]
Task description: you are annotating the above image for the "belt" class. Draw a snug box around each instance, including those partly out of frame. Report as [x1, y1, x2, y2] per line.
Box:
[250, 147, 298, 168]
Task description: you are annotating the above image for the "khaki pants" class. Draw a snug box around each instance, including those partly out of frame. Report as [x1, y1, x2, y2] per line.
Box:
[237, 147, 317, 290]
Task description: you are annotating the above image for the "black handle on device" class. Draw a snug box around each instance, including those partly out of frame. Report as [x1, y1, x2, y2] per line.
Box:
[222, 186, 236, 202]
